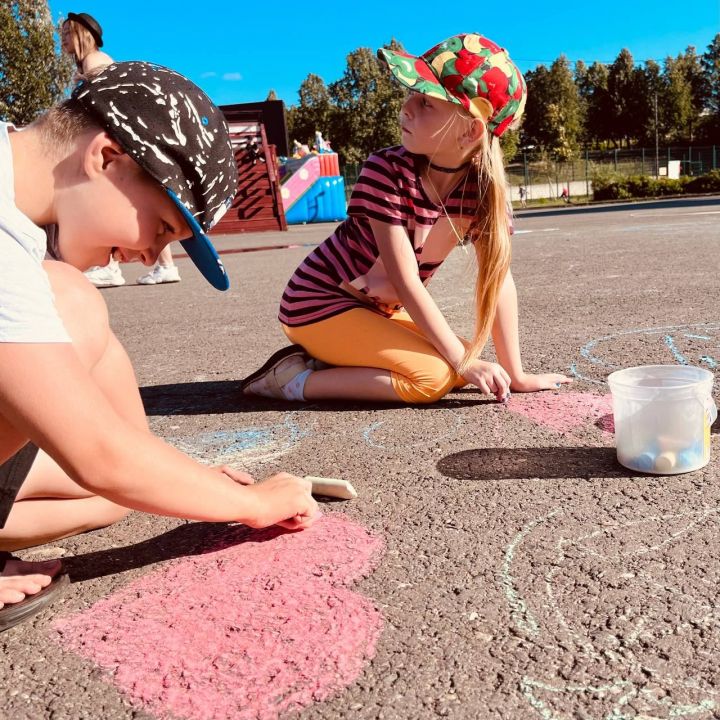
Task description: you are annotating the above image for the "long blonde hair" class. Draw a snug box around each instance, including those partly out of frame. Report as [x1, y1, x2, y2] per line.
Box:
[458, 133, 512, 374]
[63, 20, 98, 69]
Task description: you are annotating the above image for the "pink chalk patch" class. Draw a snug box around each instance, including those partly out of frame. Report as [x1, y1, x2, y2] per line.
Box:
[507, 391, 614, 435]
[54, 515, 383, 720]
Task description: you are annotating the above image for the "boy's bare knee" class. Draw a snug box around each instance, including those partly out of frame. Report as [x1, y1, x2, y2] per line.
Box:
[42, 260, 110, 368]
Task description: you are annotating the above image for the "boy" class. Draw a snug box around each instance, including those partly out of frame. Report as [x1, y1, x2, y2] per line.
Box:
[0, 62, 318, 630]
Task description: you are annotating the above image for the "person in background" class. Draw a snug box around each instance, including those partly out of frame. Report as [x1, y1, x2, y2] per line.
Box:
[62, 12, 125, 288]
[137, 246, 181, 284]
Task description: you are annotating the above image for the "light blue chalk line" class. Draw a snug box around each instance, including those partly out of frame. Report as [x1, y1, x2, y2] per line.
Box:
[361, 409, 464, 450]
[663, 335, 689, 364]
[570, 321, 720, 384]
[700, 355, 718, 369]
[685, 334, 712, 340]
[501, 509, 562, 637]
[509, 508, 720, 720]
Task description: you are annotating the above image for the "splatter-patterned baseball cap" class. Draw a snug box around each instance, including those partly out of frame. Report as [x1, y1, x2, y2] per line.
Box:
[378, 33, 526, 137]
[71, 61, 238, 291]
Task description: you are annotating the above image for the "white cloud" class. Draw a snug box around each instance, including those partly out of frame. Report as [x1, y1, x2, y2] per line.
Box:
[200, 71, 217, 79]
[222, 72, 243, 81]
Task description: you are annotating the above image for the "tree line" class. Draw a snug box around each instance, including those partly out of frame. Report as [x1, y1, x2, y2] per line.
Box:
[2, 2, 717, 167]
[287, 35, 720, 165]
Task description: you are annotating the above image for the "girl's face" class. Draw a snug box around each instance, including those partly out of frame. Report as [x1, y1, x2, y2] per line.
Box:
[399, 92, 465, 158]
[61, 22, 74, 54]
[56, 135, 191, 270]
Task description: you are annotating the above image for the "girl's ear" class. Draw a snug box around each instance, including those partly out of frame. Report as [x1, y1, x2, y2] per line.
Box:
[460, 117, 486, 150]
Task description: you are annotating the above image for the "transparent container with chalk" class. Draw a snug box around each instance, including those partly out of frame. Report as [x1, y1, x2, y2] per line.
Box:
[608, 365, 717, 475]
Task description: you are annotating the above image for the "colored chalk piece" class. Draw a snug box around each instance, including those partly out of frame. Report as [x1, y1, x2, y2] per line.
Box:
[653, 451, 676, 473]
[676, 448, 700, 470]
[634, 453, 655, 472]
[305, 476, 358, 500]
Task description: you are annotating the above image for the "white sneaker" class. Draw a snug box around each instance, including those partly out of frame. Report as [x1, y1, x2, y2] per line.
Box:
[137, 264, 181, 285]
[84, 261, 125, 287]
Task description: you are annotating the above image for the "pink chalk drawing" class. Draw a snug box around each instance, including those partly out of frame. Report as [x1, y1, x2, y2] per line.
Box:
[54, 514, 383, 720]
[506, 391, 614, 435]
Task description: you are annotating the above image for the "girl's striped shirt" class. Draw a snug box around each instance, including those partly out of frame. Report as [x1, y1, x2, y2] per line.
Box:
[279, 146, 479, 327]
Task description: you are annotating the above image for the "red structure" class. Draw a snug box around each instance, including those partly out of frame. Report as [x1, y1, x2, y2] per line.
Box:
[211, 108, 287, 234]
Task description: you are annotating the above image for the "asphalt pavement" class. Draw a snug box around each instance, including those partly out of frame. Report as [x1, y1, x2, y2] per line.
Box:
[2, 196, 719, 720]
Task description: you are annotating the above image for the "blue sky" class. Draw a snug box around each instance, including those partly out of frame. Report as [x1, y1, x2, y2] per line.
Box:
[48, 1, 719, 107]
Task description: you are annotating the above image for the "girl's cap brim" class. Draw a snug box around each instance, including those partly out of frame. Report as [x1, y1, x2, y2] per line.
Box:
[377, 48, 459, 107]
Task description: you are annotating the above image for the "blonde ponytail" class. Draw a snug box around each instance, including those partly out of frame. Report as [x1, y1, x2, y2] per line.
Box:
[458, 135, 512, 374]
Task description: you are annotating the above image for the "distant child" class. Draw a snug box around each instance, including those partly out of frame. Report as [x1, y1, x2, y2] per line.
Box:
[518, 185, 527, 208]
[61, 11, 126, 288]
[242, 33, 570, 405]
[61, 11, 113, 79]
[0, 62, 317, 630]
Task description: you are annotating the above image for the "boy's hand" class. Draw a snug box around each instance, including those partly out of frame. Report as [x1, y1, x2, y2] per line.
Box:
[217, 465, 254, 485]
[242, 473, 319, 530]
[462, 359, 511, 402]
[510, 372, 572, 393]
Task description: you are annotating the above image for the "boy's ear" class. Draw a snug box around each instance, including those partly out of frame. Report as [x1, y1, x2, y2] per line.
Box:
[83, 131, 127, 178]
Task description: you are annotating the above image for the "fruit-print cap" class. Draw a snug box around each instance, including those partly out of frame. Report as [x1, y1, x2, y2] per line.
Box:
[71, 61, 238, 291]
[378, 33, 527, 137]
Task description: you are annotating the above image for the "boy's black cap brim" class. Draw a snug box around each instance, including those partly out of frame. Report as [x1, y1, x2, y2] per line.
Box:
[168, 190, 230, 292]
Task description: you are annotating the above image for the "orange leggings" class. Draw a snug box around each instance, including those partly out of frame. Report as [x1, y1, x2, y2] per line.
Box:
[282, 308, 466, 404]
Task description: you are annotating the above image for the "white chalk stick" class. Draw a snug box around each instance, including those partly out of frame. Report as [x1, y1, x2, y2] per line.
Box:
[654, 451, 677, 473]
[305, 476, 358, 500]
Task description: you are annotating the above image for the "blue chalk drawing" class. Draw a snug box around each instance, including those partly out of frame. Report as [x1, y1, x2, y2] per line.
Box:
[571, 322, 720, 385]
[361, 409, 465, 450]
[169, 412, 311, 467]
[502, 507, 720, 719]
[663, 335, 689, 364]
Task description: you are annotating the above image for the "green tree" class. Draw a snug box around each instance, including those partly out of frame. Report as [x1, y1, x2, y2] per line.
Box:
[522, 56, 582, 160]
[287, 73, 333, 149]
[266, 89, 278, 101]
[576, 61, 613, 148]
[607, 49, 636, 147]
[499, 127, 520, 162]
[637, 59, 665, 145]
[700, 34, 720, 141]
[328, 39, 405, 164]
[0, 0, 72, 124]
[662, 53, 695, 143]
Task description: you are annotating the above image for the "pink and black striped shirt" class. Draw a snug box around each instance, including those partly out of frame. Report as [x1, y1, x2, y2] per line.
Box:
[279, 146, 479, 327]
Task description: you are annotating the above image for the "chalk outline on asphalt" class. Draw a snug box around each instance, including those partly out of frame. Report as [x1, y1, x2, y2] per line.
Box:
[570, 321, 720, 385]
[502, 507, 720, 719]
[169, 411, 312, 467]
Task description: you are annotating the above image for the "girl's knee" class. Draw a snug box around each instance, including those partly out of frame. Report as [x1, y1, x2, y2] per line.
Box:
[43, 260, 110, 368]
[393, 361, 457, 404]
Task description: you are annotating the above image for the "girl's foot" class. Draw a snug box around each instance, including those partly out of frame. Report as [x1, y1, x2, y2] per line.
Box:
[241, 346, 311, 399]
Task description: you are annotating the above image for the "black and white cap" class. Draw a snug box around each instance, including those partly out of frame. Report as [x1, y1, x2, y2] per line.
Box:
[71, 61, 238, 290]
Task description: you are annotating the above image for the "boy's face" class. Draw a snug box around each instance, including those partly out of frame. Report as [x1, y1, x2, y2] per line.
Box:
[55, 132, 191, 270]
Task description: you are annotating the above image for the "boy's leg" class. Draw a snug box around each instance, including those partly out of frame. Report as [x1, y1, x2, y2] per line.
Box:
[0, 260, 147, 551]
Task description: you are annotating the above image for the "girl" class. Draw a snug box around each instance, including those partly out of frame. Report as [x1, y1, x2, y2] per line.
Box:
[61, 12, 113, 80]
[242, 33, 570, 405]
[61, 12, 126, 288]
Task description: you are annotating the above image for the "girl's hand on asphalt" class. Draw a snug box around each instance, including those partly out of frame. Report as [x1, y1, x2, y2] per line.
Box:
[462, 359, 511, 402]
[242, 473, 319, 530]
[510, 372, 572, 392]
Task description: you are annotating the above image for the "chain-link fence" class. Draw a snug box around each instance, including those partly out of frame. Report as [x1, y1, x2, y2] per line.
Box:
[342, 146, 719, 203]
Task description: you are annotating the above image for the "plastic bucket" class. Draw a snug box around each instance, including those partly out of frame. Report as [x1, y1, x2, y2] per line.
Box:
[607, 365, 717, 475]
